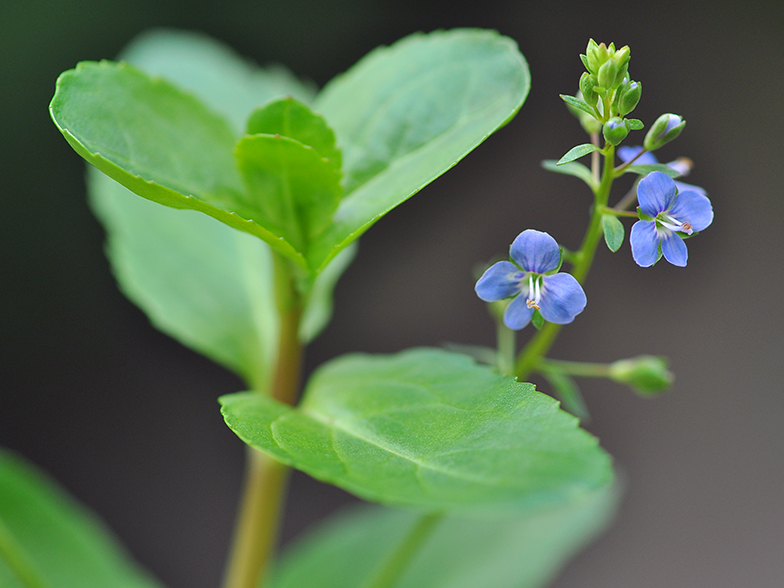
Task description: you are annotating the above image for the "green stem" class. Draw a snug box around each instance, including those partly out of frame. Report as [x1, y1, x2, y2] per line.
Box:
[537, 357, 612, 378]
[0, 517, 48, 588]
[496, 321, 516, 376]
[362, 513, 443, 588]
[222, 254, 304, 588]
[514, 145, 616, 379]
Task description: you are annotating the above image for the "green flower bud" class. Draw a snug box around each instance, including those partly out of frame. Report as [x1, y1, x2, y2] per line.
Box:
[644, 113, 686, 151]
[608, 355, 673, 396]
[597, 59, 618, 89]
[584, 39, 607, 74]
[579, 72, 599, 107]
[615, 80, 642, 116]
[603, 117, 629, 145]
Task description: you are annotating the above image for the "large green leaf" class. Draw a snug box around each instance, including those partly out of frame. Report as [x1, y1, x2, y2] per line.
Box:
[50, 60, 308, 267]
[220, 349, 613, 513]
[0, 450, 163, 588]
[269, 484, 620, 588]
[85, 33, 349, 389]
[308, 29, 530, 271]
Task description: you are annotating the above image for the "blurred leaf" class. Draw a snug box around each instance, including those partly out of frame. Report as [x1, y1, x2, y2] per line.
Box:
[246, 97, 342, 172]
[308, 29, 530, 271]
[89, 171, 279, 389]
[221, 348, 613, 513]
[622, 163, 680, 178]
[0, 450, 164, 588]
[541, 159, 595, 189]
[268, 484, 620, 588]
[559, 94, 595, 117]
[542, 371, 590, 422]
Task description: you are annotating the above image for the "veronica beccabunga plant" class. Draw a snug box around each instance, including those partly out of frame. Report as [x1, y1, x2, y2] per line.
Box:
[0, 32, 710, 588]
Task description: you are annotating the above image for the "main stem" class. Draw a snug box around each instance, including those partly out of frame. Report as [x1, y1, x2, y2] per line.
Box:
[514, 145, 615, 379]
[222, 255, 304, 588]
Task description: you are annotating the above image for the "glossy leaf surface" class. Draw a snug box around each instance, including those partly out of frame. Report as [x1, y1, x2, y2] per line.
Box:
[269, 484, 620, 588]
[306, 29, 530, 270]
[557, 143, 600, 165]
[602, 214, 625, 252]
[221, 349, 613, 512]
[0, 450, 163, 588]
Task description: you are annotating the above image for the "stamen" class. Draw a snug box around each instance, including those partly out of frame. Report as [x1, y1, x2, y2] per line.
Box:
[659, 213, 693, 235]
[525, 275, 541, 310]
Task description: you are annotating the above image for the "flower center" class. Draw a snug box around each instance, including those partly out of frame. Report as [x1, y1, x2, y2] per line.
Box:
[658, 212, 693, 235]
[525, 274, 541, 310]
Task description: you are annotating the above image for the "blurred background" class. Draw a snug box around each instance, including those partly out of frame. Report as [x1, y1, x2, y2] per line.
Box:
[2, 0, 782, 586]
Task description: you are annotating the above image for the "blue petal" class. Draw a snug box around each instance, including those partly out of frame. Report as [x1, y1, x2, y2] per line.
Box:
[475, 261, 523, 302]
[669, 190, 714, 232]
[539, 273, 587, 324]
[637, 171, 677, 217]
[510, 230, 561, 274]
[674, 180, 706, 197]
[661, 232, 688, 266]
[503, 294, 534, 330]
[630, 220, 661, 267]
[618, 145, 656, 165]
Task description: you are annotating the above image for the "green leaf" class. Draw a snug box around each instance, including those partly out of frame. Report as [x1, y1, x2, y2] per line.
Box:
[220, 348, 613, 513]
[0, 450, 163, 588]
[541, 159, 595, 188]
[235, 134, 342, 254]
[559, 94, 595, 118]
[556, 143, 600, 165]
[625, 118, 644, 130]
[50, 60, 308, 268]
[542, 371, 590, 422]
[601, 214, 625, 252]
[623, 163, 680, 178]
[246, 97, 342, 172]
[308, 29, 530, 271]
[89, 171, 279, 389]
[268, 484, 621, 588]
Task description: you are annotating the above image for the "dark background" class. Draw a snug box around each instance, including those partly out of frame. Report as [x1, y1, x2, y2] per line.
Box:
[2, 1, 783, 587]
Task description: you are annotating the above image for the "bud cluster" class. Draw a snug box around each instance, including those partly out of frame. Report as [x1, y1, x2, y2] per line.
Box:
[562, 39, 686, 153]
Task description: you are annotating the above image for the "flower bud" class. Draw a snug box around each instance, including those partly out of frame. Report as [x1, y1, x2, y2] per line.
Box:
[603, 117, 629, 146]
[608, 356, 673, 396]
[597, 59, 618, 89]
[584, 39, 607, 74]
[615, 80, 642, 116]
[579, 72, 598, 106]
[644, 113, 686, 151]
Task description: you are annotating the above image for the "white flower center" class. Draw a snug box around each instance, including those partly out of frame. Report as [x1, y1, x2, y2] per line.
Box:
[526, 274, 541, 310]
[658, 212, 693, 235]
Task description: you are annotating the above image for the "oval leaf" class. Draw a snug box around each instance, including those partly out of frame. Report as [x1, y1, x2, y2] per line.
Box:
[269, 485, 620, 588]
[220, 348, 613, 513]
[601, 214, 625, 252]
[0, 450, 163, 588]
[556, 143, 600, 165]
[309, 29, 530, 271]
[541, 159, 595, 189]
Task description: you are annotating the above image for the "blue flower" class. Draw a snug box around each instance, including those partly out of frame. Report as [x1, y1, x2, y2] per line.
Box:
[618, 145, 706, 196]
[475, 230, 587, 330]
[630, 171, 713, 267]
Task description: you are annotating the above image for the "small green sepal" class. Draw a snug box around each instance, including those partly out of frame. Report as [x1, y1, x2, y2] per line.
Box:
[557, 143, 600, 165]
[625, 118, 644, 131]
[637, 207, 654, 221]
[531, 310, 545, 330]
[644, 113, 686, 151]
[608, 355, 673, 396]
[601, 214, 625, 252]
